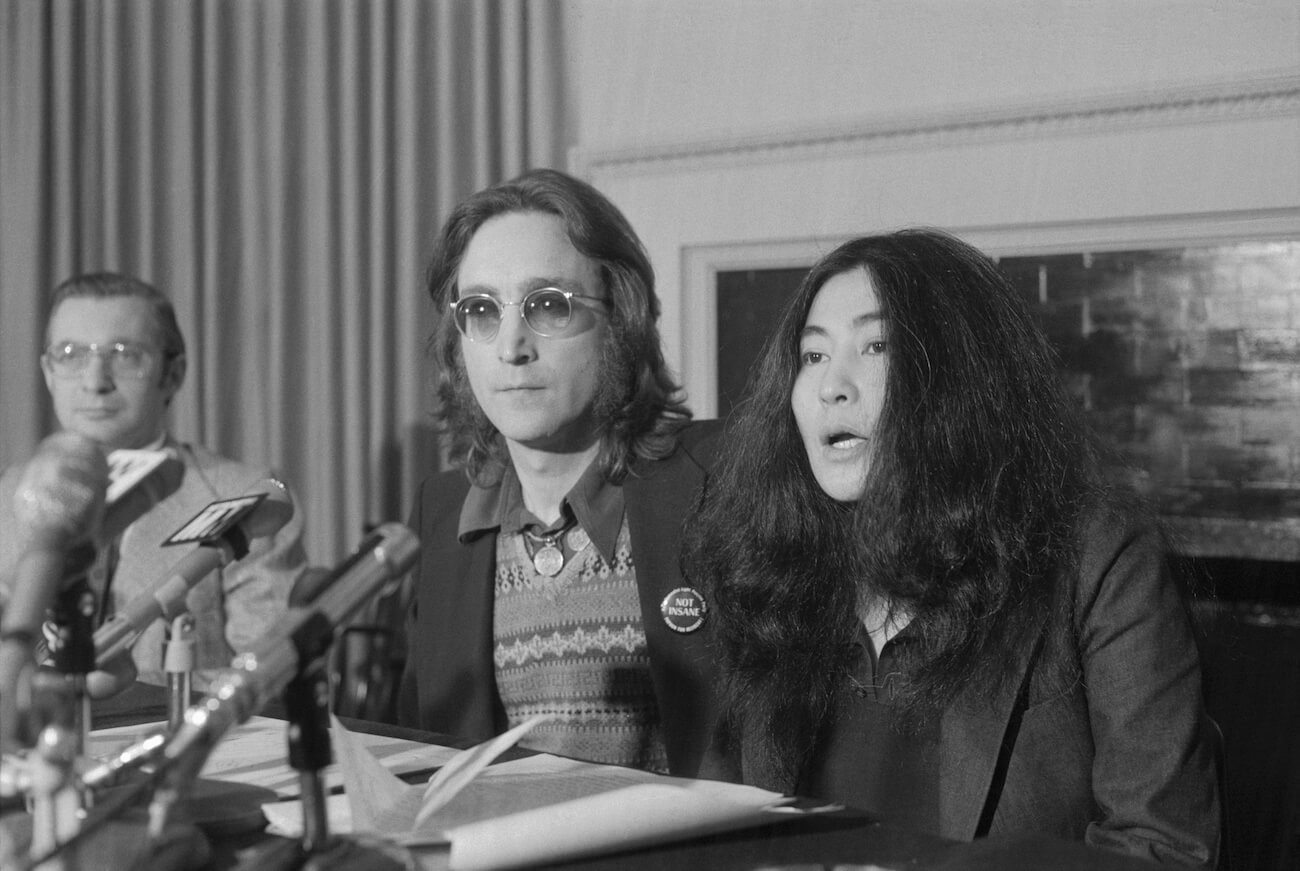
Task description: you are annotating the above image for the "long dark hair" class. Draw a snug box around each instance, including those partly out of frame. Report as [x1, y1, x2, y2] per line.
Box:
[684, 229, 1107, 790]
[426, 168, 690, 484]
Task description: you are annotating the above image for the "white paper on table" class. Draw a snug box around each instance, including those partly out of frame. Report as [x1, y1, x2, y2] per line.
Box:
[414, 715, 549, 827]
[442, 780, 790, 871]
[262, 717, 797, 871]
[316, 712, 547, 835]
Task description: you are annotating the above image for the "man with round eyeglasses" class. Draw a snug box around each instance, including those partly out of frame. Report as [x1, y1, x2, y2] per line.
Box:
[387, 169, 722, 777]
[0, 273, 308, 691]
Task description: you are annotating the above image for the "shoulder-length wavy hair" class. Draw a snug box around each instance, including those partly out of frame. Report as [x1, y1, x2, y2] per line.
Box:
[426, 168, 691, 485]
[684, 228, 1105, 790]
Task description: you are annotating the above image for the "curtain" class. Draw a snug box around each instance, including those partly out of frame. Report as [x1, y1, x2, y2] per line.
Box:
[0, 0, 565, 563]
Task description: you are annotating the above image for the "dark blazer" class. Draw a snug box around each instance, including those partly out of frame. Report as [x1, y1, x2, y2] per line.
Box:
[729, 512, 1221, 867]
[397, 421, 721, 777]
[947, 514, 1218, 866]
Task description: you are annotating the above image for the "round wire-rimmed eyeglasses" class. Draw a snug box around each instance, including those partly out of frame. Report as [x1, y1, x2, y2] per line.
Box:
[449, 287, 608, 342]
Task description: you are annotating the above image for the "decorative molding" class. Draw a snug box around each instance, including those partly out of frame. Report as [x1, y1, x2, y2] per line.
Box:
[935, 208, 1300, 257]
[573, 70, 1300, 178]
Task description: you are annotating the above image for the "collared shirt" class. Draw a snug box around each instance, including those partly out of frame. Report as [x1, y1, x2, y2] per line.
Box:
[458, 459, 625, 563]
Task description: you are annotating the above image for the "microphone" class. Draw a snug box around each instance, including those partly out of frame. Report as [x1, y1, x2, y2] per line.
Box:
[81, 523, 420, 791]
[0, 433, 108, 748]
[1, 433, 108, 638]
[92, 478, 295, 667]
[16, 447, 181, 676]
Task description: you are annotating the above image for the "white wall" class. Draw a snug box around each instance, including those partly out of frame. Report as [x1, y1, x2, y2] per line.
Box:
[562, 0, 1300, 415]
[568, 1, 1296, 148]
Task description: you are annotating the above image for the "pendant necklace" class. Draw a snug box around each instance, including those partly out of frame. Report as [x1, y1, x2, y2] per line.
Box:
[524, 528, 567, 577]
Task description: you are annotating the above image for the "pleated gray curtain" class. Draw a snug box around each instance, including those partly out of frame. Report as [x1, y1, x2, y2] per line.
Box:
[0, 0, 565, 563]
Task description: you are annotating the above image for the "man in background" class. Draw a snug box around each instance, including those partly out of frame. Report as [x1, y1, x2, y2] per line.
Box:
[0, 273, 308, 689]
[393, 169, 720, 776]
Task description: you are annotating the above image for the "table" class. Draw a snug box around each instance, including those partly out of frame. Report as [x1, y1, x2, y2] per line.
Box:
[3, 684, 1162, 871]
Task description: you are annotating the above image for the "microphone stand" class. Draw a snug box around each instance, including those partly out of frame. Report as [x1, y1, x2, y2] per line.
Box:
[39, 551, 98, 751]
[23, 557, 99, 869]
[235, 658, 407, 871]
[52, 523, 419, 871]
[163, 614, 196, 732]
[287, 658, 332, 854]
[27, 722, 81, 871]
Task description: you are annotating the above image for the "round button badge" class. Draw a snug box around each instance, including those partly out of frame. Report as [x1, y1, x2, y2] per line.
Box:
[660, 587, 707, 634]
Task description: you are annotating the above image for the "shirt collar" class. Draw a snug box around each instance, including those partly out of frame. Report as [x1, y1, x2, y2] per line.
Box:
[95, 432, 169, 454]
[456, 459, 625, 565]
[141, 433, 169, 451]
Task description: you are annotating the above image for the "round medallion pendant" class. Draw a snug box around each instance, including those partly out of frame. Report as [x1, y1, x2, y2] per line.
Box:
[532, 543, 565, 577]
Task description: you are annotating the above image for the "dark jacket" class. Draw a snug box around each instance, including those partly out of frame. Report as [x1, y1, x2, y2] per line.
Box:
[718, 512, 1221, 867]
[397, 421, 722, 777]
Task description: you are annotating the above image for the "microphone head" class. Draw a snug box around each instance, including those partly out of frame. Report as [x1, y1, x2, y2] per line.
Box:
[239, 477, 295, 540]
[12, 432, 108, 549]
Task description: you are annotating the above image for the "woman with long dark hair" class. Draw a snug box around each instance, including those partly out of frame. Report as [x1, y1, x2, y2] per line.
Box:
[686, 229, 1219, 866]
